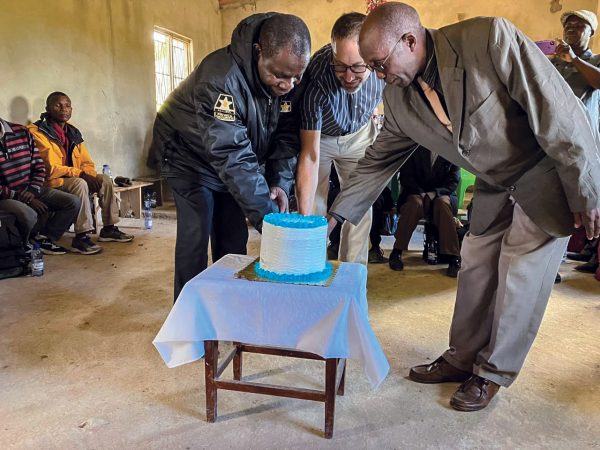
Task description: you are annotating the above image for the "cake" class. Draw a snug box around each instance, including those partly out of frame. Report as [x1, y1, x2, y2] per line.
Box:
[255, 213, 333, 283]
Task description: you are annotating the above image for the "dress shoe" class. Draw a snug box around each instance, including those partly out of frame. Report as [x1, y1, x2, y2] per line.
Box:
[409, 356, 471, 384]
[450, 375, 500, 411]
[327, 243, 339, 260]
[554, 273, 562, 283]
[575, 253, 598, 273]
[446, 257, 461, 278]
[566, 251, 593, 262]
[368, 247, 385, 264]
[388, 249, 404, 271]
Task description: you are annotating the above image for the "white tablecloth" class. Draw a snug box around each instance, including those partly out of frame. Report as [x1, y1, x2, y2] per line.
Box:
[153, 254, 389, 389]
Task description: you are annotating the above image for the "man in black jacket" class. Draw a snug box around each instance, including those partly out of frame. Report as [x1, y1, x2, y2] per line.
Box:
[389, 147, 461, 277]
[151, 13, 311, 300]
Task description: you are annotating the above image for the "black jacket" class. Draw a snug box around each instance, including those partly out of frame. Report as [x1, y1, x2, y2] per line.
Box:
[151, 13, 303, 228]
[398, 147, 460, 214]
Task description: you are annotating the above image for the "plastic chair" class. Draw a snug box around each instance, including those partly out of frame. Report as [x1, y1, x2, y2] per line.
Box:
[457, 168, 476, 210]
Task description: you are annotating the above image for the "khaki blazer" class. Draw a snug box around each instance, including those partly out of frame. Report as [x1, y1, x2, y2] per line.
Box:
[331, 17, 600, 237]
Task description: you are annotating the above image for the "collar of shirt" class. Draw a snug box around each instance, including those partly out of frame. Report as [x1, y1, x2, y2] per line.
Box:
[420, 31, 443, 96]
[0, 118, 12, 139]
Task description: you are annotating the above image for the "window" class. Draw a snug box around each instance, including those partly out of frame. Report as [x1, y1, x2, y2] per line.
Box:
[153, 27, 192, 111]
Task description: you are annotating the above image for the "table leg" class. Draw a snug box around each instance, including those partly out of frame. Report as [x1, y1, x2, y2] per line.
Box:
[337, 359, 346, 396]
[324, 358, 337, 439]
[233, 343, 243, 380]
[204, 340, 218, 422]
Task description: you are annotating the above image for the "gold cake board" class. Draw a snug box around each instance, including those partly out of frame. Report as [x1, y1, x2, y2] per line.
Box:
[234, 257, 341, 287]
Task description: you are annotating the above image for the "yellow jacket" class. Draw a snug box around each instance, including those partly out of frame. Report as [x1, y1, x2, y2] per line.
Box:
[27, 120, 97, 188]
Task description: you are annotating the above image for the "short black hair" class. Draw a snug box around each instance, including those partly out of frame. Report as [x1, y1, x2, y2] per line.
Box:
[258, 14, 311, 58]
[46, 91, 69, 106]
[41, 91, 70, 120]
[331, 12, 367, 41]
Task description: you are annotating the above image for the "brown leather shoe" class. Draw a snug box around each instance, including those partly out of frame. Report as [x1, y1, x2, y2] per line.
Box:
[450, 375, 500, 411]
[409, 356, 471, 384]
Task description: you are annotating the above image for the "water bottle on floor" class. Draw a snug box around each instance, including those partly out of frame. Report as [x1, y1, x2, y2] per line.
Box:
[427, 238, 438, 265]
[30, 243, 44, 276]
[143, 196, 153, 230]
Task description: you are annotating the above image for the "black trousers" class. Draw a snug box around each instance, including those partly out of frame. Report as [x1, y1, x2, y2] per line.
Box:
[168, 178, 248, 301]
[370, 194, 386, 249]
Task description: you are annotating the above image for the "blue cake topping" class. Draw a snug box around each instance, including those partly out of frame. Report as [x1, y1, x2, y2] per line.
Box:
[264, 213, 327, 229]
[254, 261, 333, 284]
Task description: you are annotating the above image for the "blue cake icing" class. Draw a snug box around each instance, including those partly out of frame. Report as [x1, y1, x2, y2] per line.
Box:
[255, 261, 333, 284]
[264, 212, 327, 229]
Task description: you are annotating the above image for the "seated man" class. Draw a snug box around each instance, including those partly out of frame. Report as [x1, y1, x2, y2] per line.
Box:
[389, 148, 461, 277]
[0, 116, 79, 254]
[28, 92, 133, 255]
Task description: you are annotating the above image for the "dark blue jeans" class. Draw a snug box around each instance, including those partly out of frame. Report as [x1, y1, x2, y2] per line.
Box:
[0, 188, 80, 243]
[168, 178, 249, 302]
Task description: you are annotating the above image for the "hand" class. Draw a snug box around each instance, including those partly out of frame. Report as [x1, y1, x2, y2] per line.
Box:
[269, 186, 288, 213]
[574, 209, 600, 240]
[80, 172, 102, 193]
[555, 39, 575, 63]
[18, 191, 36, 204]
[28, 198, 48, 215]
[326, 214, 338, 237]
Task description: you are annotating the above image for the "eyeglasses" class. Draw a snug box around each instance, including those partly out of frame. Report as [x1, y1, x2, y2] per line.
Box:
[367, 36, 404, 73]
[329, 63, 369, 74]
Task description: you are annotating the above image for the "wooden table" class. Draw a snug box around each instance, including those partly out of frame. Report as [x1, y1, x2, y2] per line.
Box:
[204, 341, 346, 439]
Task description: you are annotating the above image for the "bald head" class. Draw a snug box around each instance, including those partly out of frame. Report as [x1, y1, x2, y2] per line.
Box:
[361, 2, 423, 53]
[359, 2, 427, 86]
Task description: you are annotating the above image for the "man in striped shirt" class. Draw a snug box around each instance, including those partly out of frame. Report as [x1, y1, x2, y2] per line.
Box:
[296, 12, 384, 264]
[0, 118, 79, 254]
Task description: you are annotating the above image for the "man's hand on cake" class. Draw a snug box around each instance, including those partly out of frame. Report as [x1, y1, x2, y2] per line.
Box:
[270, 186, 289, 213]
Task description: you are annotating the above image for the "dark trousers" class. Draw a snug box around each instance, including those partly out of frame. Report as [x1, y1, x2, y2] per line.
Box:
[394, 194, 460, 256]
[168, 178, 248, 301]
[0, 188, 80, 243]
[370, 194, 385, 249]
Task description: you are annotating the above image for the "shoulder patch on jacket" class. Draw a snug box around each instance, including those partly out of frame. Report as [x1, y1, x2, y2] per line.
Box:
[280, 101, 292, 113]
[214, 94, 236, 122]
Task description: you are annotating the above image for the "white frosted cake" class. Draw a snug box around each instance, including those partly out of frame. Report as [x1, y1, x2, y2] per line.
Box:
[255, 213, 332, 283]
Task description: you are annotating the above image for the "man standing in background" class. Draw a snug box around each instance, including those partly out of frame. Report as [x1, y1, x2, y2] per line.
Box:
[296, 12, 384, 264]
[553, 10, 600, 276]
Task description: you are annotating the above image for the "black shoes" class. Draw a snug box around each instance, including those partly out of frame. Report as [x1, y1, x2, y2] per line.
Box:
[575, 253, 598, 273]
[368, 247, 385, 264]
[327, 243, 339, 260]
[389, 249, 404, 271]
[446, 257, 461, 278]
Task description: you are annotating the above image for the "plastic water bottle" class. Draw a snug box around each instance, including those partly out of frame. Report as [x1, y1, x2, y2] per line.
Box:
[102, 164, 113, 183]
[427, 238, 438, 265]
[30, 242, 44, 276]
[143, 197, 153, 230]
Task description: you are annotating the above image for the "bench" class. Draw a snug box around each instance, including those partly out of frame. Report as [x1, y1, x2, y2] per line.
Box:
[115, 181, 153, 219]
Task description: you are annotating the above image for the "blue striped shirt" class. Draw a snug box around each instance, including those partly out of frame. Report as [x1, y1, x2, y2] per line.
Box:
[300, 44, 384, 136]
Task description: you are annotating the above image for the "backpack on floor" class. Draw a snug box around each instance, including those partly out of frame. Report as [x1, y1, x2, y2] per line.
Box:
[0, 211, 29, 280]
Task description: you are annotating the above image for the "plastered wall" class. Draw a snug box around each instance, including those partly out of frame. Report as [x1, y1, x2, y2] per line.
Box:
[222, 0, 599, 53]
[0, 0, 222, 178]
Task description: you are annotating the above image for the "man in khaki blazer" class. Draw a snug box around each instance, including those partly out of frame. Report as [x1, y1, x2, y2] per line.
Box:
[329, 2, 600, 411]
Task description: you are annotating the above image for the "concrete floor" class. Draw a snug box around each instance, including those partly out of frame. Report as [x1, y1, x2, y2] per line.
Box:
[1, 214, 599, 449]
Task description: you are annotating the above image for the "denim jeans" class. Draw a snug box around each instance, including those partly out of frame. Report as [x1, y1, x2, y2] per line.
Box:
[0, 188, 80, 242]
